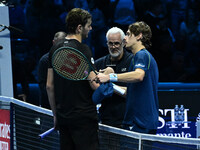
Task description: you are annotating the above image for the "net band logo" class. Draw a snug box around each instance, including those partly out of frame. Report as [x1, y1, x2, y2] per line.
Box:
[0, 141, 8, 150]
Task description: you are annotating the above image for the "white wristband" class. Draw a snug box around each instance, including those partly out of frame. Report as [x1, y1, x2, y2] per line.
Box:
[109, 73, 118, 82]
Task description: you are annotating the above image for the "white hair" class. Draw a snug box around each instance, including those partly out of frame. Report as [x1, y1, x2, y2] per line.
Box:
[106, 27, 125, 41]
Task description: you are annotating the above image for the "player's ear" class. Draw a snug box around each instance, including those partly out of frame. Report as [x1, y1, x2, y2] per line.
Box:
[137, 33, 143, 41]
[122, 39, 126, 46]
[77, 24, 83, 33]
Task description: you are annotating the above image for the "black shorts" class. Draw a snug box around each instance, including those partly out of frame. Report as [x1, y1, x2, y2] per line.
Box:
[59, 118, 99, 150]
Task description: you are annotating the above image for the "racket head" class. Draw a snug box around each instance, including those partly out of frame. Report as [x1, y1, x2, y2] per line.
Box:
[52, 46, 91, 81]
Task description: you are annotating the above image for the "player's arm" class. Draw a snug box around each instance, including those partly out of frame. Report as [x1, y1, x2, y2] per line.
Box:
[97, 68, 145, 83]
[46, 68, 57, 128]
[88, 71, 100, 90]
[116, 68, 145, 83]
[88, 66, 114, 90]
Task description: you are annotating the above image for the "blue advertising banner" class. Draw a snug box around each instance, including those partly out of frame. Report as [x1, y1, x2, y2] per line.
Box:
[157, 89, 200, 139]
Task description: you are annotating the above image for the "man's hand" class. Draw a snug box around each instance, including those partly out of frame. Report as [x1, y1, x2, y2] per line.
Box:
[96, 73, 110, 83]
[99, 67, 114, 75]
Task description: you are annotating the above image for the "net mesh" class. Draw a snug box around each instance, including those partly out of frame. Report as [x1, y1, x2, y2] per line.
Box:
[99, 124, 200, 150]
[13, 104, 59, 150]
[52, 47, 90, 80]
[0, 97, 59, 150]
[1, 96, 200, 150]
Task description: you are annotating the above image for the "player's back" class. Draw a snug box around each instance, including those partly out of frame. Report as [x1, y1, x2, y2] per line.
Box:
[49, 39, 97, 124]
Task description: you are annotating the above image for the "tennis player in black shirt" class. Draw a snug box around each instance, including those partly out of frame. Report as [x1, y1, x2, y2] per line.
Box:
[46, 8, 99, 150]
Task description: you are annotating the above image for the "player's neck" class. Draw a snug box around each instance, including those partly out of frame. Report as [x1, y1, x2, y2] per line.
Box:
[66, 34, 82, 43]
[132, 44, 145, 55]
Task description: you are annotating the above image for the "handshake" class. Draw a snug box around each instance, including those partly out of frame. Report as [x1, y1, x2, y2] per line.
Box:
[92, 67, 126, 104]
[92, 67, 116, 83]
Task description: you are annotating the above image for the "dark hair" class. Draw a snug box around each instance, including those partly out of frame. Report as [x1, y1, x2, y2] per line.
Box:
[65, 8, 92, 34]
[128, 21, 152, 48]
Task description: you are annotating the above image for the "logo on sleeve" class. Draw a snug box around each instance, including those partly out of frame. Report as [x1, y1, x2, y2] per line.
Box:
[135, 64, 145, 67]
[121, 68, 127, 72]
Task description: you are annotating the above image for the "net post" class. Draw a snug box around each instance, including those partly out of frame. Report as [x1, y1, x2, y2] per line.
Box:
[138, 134, 142, 150]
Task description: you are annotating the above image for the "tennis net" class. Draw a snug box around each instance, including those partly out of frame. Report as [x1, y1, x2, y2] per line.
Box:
[0, 96, 59, 150]
[1, 96, 200, 150]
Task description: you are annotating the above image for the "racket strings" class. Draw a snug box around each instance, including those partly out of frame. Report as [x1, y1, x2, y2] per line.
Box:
[52, 49, 91, 80]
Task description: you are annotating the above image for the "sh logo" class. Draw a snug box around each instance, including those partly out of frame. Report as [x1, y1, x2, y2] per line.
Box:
[158, 108, 190, 129]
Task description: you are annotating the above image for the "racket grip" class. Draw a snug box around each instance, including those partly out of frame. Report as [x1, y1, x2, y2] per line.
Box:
[39, 128, 54, 139]
[112, 83, 126, 95]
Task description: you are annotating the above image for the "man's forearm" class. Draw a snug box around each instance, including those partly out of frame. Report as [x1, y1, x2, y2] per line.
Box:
[46, 87, 56, 116]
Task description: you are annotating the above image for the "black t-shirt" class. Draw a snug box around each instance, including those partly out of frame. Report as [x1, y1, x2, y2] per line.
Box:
[48, 39, 97, 125]
[95, 50, 133, 127]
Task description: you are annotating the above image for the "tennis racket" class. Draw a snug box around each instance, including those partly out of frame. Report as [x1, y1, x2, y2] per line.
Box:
[52, 46, 97, 81]
[52, 46, 125, 94]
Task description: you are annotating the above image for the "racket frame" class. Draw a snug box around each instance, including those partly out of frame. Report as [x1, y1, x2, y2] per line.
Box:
[52, 46, 96, 81]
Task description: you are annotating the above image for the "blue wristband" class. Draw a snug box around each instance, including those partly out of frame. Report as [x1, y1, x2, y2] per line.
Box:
[109, 73, 118, 82]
